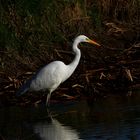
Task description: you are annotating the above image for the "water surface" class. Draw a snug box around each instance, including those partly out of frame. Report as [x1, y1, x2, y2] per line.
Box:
[0, 90, 140, 140]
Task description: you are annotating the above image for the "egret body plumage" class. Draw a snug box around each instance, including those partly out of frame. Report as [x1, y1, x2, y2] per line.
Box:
[16, 35, 100, 105]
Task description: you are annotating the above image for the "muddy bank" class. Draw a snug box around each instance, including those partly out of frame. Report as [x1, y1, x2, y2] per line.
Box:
[0, 22, 140, 107]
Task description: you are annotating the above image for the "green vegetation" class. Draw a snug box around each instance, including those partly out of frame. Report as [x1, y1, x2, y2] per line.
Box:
[0, 0, 139, 105]
[0, 0, 139, 72]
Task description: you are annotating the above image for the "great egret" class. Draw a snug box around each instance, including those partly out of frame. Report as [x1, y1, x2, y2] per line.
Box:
[16, 35, 100, 105]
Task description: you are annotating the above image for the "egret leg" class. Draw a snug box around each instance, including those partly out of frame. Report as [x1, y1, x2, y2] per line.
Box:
[46, 92, 52, 106]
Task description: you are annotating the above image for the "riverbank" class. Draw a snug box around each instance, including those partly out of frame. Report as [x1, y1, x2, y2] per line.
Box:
[0, 24, 139, 106]
[0, 0, 140, 106]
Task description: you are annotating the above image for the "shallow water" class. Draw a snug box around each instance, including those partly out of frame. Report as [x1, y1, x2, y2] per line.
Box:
[0, 90, 140, 140]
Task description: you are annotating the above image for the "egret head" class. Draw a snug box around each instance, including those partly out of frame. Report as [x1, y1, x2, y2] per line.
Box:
[76, 35, 100, 46]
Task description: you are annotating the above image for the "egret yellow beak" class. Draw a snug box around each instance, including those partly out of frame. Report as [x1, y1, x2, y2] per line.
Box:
[88, 39, 100, 47]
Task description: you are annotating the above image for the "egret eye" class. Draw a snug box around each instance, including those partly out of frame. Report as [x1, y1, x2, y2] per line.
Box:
[85, 38, 89, 42]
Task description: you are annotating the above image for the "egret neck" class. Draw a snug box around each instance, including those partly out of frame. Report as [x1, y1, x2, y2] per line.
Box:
[67, 39, 81, 75]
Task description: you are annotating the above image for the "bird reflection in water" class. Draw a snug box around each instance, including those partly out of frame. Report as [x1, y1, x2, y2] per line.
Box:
[34, 116, 82, 140]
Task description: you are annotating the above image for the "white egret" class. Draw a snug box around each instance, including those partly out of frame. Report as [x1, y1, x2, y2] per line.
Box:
[16, 35, 100, 105]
